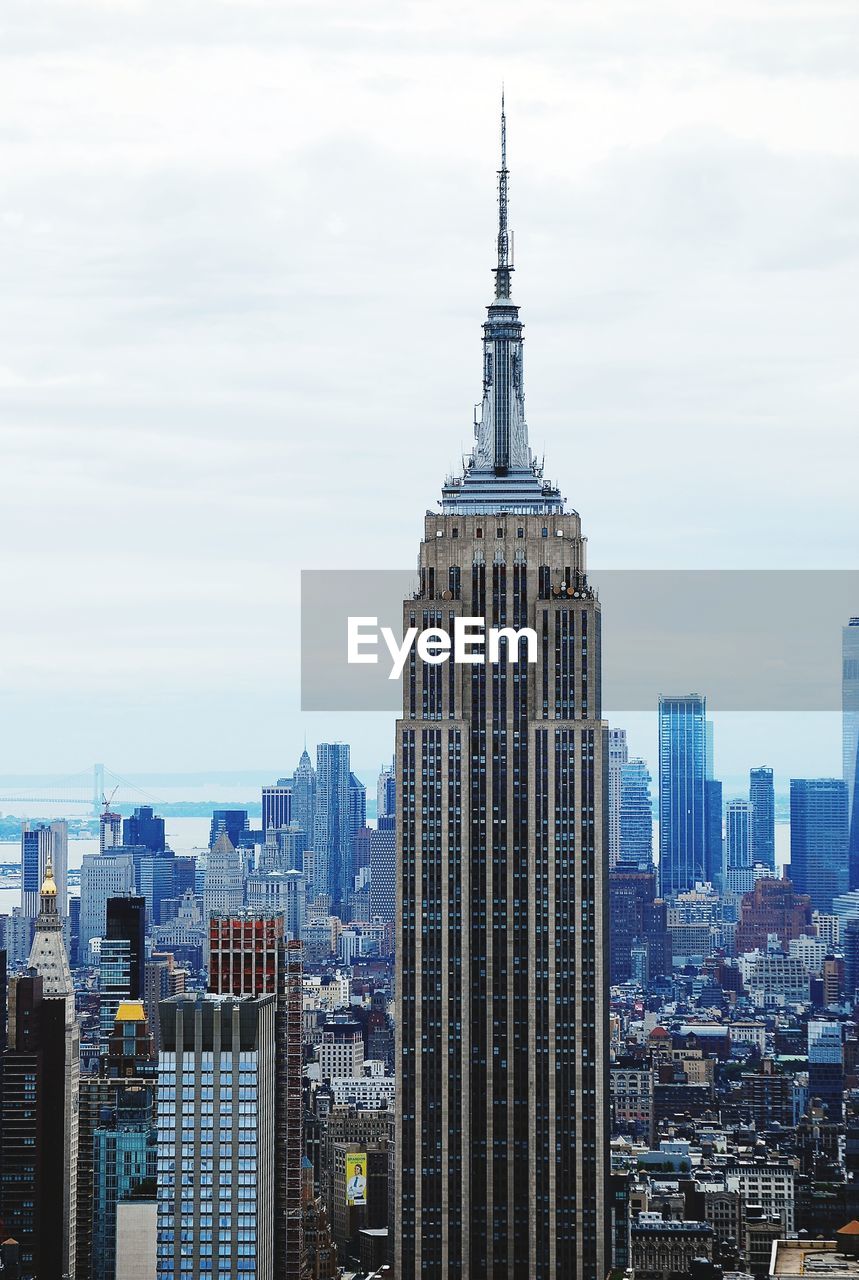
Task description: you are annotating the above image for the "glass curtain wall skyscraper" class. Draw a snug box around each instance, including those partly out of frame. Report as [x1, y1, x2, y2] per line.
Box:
[790, 778, 849, 912]
[619, 758, 653, 865]
[658, 695, 707, 898]
[314, 742, 352, 914]
[394, 102, 609, 1280]
[844, 618, 859, 885]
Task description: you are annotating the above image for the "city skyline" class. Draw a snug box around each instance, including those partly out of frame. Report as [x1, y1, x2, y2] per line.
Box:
[1, 9, 858, 1278]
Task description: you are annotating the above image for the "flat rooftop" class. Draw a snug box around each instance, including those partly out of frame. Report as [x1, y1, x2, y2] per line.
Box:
[770, 1242, 859, 1278]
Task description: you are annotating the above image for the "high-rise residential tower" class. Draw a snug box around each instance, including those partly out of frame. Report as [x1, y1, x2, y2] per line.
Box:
[750, 765, 776, 871]
[658, 694, 707, 898]
[608, 727, 629, 868]
[208, 913, 305, 1279]
[393, 103, 609, 1280]
[844, 618, 859, 885]
[725, 798, 754, 894]
[156, 996, 277, 1280]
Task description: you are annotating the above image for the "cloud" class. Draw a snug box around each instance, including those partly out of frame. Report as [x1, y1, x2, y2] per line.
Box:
[0, 0, 857, 769]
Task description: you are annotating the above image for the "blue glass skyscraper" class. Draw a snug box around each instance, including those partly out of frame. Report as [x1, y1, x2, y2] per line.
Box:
[790, 777, 849, 912]
[314, 742, 352, 915]
[704, 779, 724, 891]
[658, 694, 707, 898]
[844, 618, 859, 886]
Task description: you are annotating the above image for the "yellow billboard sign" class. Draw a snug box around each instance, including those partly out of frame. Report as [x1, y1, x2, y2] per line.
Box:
[345, 1152, 367, 1206]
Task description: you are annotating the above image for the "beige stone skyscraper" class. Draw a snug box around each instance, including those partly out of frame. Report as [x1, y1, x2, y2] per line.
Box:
[393, 101, 609, 1280]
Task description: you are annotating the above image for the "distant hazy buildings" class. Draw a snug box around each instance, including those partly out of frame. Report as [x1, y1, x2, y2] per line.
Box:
[246, 867, 306, 940]
[750, 766, 776, 871]
[122, 806, 165, 854]
[292, 747, 317, 845]
[659, 695, 708, 898]
[100, 805, 122, 852]
[208, 808, 249, 850]
[790, 778, 849, 912]
[203, 831, 244, 922]
[262, 779, 293, 832]
[79, 850, 136, 961]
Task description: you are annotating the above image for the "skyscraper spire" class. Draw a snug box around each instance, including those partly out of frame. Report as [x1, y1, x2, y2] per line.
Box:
[440, 95, 563, 513]
[495, 89, 512, 300]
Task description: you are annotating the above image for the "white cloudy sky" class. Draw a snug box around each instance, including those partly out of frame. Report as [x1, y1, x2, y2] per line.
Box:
[0, 0, 857, 784]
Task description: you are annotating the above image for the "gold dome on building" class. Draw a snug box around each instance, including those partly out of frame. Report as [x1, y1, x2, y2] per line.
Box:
[40, 858, 57, 897]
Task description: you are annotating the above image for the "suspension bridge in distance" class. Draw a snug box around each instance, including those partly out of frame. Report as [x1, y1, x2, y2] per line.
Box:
[0, 764, 159, 815]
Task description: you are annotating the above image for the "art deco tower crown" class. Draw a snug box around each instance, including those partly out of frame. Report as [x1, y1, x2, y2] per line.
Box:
[441, 96, 564, 515]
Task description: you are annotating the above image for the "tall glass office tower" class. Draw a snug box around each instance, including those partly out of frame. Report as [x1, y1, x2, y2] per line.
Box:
[790, 778, 849, 912]
[844, 618, 859, 886]
[314, 741, 352, 913]
[658, 694, 707, 898]
[393, 102, 609, 1280]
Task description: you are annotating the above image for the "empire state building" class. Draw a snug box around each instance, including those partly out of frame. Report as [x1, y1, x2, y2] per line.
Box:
[393, 104, 609, 1280]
